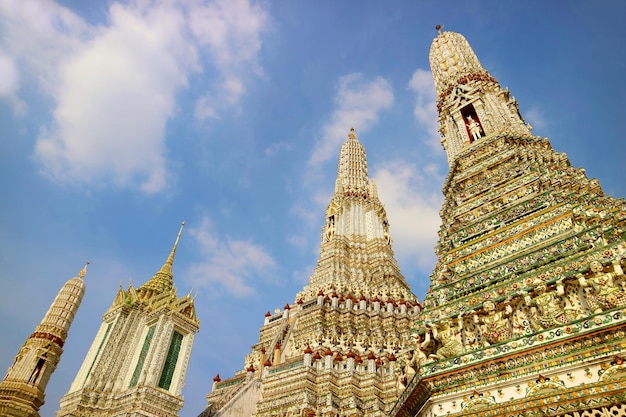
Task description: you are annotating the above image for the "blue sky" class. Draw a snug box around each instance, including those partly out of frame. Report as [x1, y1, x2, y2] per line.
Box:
[1, 1, 625, 416]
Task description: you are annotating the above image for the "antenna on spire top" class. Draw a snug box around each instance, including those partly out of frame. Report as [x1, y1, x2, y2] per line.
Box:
[174, 221, 186, 248]
[436, 24, 443, 34]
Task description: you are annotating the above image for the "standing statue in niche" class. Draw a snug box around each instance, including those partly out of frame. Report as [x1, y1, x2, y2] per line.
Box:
[28, 350, 49, 384]
[477, 300, 512, 345]
[383, 220, 391, 245]
[466, 116, 482, 141]
[526, 280, 571, 329]
[324, 216, 335, 242]
[396, 351, 418, 393]
[579, 260, 626, 313]
[427, 316, 465, 359]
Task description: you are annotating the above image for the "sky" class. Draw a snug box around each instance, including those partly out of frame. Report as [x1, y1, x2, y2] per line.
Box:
[0, 1, 625, 416]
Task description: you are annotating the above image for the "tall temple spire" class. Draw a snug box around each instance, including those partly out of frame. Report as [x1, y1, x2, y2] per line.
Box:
[139, 220, 185, 294]
[393, 29, 626, 417]
[59, 223, 199, 417]
[334, 127, 370, 196]
[202, 129, 420, 417]
[430, 30, 531, 165]
[0, 265, 87, 417]
[160, 220, 185, 275]
[300, 128, 412, 295]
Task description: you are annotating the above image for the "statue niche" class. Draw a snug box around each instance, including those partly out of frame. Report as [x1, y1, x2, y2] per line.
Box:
[324, 215, 335, 242]
[525, 279, 576, 330]
[460, 103, 484, 143]
[579, 260, 626, 313]
[28, 350, 49, 384]
[423, 315, 465, 359]
[475, 300, 512, 345]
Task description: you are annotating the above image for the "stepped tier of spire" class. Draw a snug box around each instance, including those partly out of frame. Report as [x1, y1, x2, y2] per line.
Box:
[203, 129, 421, 417]
[0, 264, 87, 417]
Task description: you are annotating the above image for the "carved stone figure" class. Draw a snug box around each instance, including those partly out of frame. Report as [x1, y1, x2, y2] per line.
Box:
[478, 300, 512, 345]
[430, 317, 465, 359]
[466, 116, 482, 141]
[579, 260, 626, 313]
[383, 221, 391, 245]
[324, 216, 335, 242]
[527, 281, 570, 329]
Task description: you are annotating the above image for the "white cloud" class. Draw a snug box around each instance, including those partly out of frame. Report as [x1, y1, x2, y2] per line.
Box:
[373, 160, 443, 271]
[0, 47, 27, 115]
[264, 141, 293, 157]
[35, 2, 198, 192]
[309, 73, 394, 167]
[195, 75, 246, 120]
[0, 0, 91, 95]
[194, 95, 219, 120]
[291, 263, 315, 287]
[286, 234, 309, 250]
[190, 0, 268, 119]
[189, 0, 267, 69]
[0, 0, 270, 192]
[186, 217, 278, 297]
[408, 68, 439, 149]
[523, 106, 546, 132]
[0, 48, 18, 96]
[289, 201, 320, 234]
[289, 185, 332, 234]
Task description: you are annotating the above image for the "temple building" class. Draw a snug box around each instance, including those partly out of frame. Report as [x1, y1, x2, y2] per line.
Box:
[391, 29, 626, 417]
[0, 264, 88, 417]
[2, 25, 624, 417]
[199, 128, 422, 417]
[57, 223, 199, 417]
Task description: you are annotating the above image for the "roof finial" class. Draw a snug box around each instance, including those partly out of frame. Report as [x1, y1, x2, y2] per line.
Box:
[78, 260, 90, 279]
[160, 221, 185, 275]
[435, 24, 443, 34]
[348, 127, 357, 140]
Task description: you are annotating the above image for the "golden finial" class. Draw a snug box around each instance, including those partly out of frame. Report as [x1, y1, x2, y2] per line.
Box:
[348, 127, 357, 140]
[436, 24, 443, 34]
[159, 221, 186, 275]
[78, 261, 90, 279]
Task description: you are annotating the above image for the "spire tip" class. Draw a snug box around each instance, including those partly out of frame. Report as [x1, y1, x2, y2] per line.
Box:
[78, 260, 90, 279]
[159, 221, 186, 275]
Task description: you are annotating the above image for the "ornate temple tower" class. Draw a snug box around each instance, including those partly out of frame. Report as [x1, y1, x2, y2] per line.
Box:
[393, 29, 626, 417]
[201, 129, 422, 417]
[0, 264, 87, 417]
[57, 223, 199, 417]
